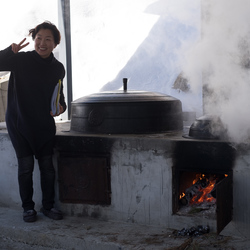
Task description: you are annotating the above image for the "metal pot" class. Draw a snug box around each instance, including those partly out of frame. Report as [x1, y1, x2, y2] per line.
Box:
[187, 115, 227, 140]
[70, 79, 183, 134]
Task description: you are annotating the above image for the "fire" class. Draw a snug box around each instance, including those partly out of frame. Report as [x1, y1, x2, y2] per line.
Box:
[189, 179, 216, 205]
[179, 192, 185, 199]
[179, 173, 228, 206]
[192, 174, 205, 185]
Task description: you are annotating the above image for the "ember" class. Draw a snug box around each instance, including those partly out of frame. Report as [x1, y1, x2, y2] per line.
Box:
[179, 174, 227, 206]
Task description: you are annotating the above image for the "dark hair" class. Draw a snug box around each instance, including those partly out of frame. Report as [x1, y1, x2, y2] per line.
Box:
[29, 21, 61, 45]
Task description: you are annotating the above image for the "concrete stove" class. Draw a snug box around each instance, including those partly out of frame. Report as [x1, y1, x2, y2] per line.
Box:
[53, 122, 250, 236]
[1, 121, 250, 238]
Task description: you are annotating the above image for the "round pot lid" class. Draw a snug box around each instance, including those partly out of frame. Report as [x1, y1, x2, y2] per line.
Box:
[72, 90, 180, 104]
[70, 89, 183, 134]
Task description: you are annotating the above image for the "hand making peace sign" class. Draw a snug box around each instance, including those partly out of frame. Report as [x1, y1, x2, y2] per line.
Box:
[11, 38, 29, 54]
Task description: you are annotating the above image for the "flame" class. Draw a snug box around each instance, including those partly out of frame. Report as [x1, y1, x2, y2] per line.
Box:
[179, 192, 185, 199]
[189, 179, 216, 205]
[192, 174, 206, 185]
[180, 173, 228, 206]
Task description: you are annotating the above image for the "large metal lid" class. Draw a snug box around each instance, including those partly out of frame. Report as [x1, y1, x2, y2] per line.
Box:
[70, 79, 183, 134]
[73, 90, 179, 103]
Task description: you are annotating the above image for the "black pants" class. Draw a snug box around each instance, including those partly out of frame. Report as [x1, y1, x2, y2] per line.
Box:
[17, 155, 55, 211]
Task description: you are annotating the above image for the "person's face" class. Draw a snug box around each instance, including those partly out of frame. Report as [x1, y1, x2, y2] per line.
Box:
[34, 29, 56, 58]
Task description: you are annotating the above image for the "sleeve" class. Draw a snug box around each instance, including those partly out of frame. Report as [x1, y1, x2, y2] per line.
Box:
[59, 80, 67, 113]
[0, 45, 17, 72]
[59, 65, 67, 113]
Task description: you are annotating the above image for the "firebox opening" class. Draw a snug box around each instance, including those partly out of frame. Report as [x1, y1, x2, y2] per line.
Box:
[176, 171, 227, 219]
[172, 168, 233, 234]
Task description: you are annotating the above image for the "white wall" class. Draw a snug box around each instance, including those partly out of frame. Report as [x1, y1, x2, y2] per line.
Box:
[0, 132, 42, 209]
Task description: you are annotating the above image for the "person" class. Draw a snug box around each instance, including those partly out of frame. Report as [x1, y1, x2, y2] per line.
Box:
[0, 21, 67, 222]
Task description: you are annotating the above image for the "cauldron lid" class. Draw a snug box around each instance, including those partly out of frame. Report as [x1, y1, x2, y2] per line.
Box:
[72, 90, 180, 104]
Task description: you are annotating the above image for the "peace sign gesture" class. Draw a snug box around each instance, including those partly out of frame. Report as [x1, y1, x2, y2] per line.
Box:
[11, 38, 29, 54]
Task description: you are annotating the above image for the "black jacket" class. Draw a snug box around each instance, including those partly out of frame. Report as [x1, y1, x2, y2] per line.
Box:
[0, 46, 66, 158]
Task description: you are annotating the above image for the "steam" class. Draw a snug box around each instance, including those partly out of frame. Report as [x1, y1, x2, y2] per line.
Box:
[182, 0, 250, 144]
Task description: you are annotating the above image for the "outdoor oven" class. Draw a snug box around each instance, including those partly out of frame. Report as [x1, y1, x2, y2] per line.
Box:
[56, 81, 236, 234]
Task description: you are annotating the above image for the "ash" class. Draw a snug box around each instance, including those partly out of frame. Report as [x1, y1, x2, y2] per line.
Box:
[177, 200, 216, 220]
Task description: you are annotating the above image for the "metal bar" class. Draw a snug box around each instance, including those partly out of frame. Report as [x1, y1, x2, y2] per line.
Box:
[61, 0, 73, 119]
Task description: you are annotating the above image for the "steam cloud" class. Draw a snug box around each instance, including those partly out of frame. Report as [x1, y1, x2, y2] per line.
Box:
[182, 0, 250, 144]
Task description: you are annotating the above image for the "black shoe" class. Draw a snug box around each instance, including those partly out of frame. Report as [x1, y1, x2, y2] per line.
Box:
[40, 207, 63, 220]
[23, 209, 37, 222]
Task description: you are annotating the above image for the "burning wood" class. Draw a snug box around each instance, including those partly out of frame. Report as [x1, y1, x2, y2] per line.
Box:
[180, 174, 217, 206]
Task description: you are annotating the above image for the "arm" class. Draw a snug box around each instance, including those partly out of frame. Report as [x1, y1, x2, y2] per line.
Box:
[0, 38, 29, 71]
[0, 46, 15, 71]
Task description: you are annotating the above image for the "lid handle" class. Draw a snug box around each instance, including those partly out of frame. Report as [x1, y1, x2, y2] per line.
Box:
[123, 78, 127, 91]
